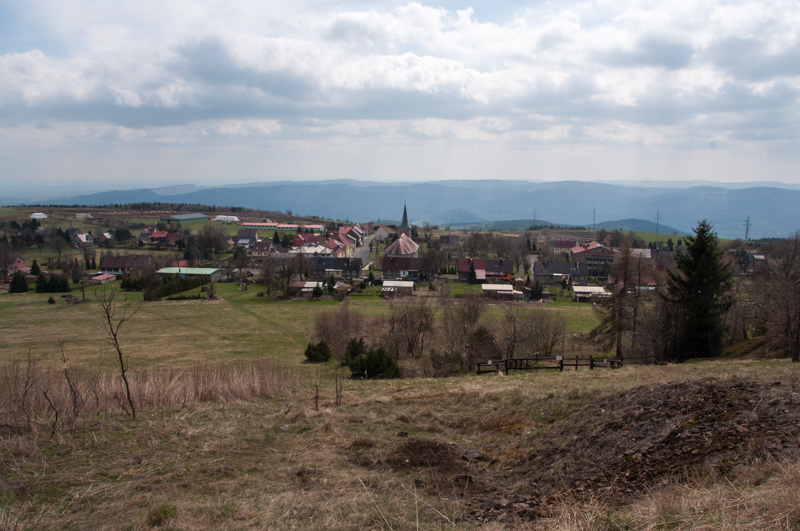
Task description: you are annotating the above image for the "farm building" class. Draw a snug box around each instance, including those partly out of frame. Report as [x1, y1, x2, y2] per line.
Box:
[29, 213, 47, 219]
[156, 267, 222, 282]
[159, 213, 209, 224]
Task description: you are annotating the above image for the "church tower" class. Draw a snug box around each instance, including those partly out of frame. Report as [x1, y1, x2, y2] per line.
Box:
[397, 204, 411, 238]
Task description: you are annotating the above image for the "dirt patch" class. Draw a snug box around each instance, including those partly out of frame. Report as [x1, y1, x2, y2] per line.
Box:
[385, 438, 462, 472]
[475, 377, 800, 521]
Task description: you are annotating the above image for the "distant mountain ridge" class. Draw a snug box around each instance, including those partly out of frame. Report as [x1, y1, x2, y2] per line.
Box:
[26, 180, 800, 239]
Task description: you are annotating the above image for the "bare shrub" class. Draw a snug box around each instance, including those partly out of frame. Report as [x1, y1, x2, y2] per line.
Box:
[313, 301, 364, 359]
[0, 361, 293, 432]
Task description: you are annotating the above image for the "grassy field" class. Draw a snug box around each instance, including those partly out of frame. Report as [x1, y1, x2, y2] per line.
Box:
[0, 276, 599, 372]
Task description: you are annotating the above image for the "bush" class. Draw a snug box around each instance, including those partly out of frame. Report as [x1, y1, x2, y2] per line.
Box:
[343, 337, 367, 366]
[304, 340, 332, 363]
[256, 290, 265, 297]
[312, 285, 323, 298]
[47, 296, 56, 304]
[348, 347, 401, 379]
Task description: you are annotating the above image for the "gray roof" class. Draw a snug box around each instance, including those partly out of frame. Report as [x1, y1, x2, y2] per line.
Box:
[166, 213, 208, 221]
[534, 261, 588, 276]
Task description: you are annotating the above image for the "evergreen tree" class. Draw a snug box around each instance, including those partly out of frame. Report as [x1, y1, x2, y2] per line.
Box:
[92, 258, 96, 269]
[35, 272, 48, 293]
[30, 259, 40, 276]
[664, 220, 734, 360]
[468, 262, 477, 284]
[9, 270, 28, 293]
[272, 231, 280, 245]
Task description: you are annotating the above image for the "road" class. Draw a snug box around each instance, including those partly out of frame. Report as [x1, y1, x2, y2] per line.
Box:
[354, 234, 376, 263]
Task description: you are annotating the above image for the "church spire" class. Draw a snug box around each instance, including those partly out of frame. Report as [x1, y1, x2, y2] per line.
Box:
[400, 203, 409, 229]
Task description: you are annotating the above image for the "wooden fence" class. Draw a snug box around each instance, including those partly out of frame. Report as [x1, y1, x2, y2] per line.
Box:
[476, 354, 656, 375]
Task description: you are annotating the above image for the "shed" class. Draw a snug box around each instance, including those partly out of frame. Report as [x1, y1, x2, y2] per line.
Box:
[482, 284, 517, 300]
[381, 280, 414, 297]
[571, 285, 610, 302]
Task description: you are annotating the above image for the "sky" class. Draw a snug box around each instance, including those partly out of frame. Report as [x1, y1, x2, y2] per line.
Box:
[1, 0, 799, 196]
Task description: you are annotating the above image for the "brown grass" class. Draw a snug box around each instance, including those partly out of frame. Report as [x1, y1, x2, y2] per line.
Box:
[0, 359, 798, 530]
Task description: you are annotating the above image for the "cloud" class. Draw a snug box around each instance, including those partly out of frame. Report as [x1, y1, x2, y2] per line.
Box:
[1, 0, 800, 187]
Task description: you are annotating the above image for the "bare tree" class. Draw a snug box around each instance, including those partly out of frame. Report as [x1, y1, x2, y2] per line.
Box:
[494, 305, 524, 359]
[757, 234, 800, 362]
[0, 240, 13, 279]
[437, 296, 487, 371]
[519, 308, 567, 357]
[96, 287, 140, 418]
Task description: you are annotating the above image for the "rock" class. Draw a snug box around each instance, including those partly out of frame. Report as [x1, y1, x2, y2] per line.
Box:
[396, 431, 408, 437]
[463, 448, 482, 462]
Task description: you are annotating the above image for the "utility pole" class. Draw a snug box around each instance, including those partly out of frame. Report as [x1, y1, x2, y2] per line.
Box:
[655, 211, 661, 236]
[744, 215, 751, 241]
[592, 209, 596, 230]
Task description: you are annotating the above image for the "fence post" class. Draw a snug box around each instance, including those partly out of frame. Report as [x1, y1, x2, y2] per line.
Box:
[590, 358, 594, 370]
[575, 356, 578, 371]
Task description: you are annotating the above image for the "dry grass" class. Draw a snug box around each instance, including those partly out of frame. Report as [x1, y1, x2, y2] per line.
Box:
[0, 359, 798, 530]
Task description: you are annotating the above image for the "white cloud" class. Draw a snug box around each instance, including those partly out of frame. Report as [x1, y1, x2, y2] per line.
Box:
[1, 0, 799, 186]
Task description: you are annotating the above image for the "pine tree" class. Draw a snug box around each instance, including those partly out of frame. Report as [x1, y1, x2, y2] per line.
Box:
[30, 259, 40, 275]
[664, 220, 734, 360]
[9, 270, 28, 293]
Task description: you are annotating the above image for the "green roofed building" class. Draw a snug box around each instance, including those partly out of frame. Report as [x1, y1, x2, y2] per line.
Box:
[159, 213, 209, 224]
[156, 267, 222, 282]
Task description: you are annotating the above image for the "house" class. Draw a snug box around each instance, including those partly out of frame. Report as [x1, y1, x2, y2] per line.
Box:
[742, 253, 767, 273]
[1, 256, 28, 280]
[482, 284, 522, 300]
[100, 254, 155, 278]
[156, 267, 223, 282]
[570, 242, 617, 276]
[159, 213, 209, 224]
[382, 280, 414, 297]
[236, 229, 259, 242]
[74, 233, 93, 246]
[374, 225, 395, 243]
[380, 256, 436, 280]
[310, 257, 363, 279]
[289, 244, 332, 256]
[572, 285, 611, 302]
[98, 232, 115, 244]
[138, 230, 152, 244]
[149, 231, 168, 243]
[439, 235, 460, 251]
[250, 241, 274, 261]
[293, 233, 325, 248]
[551, 240, 577, 254]
[165, 233, 183, 246]
[384, 233, 419, 257]
[533, 261, 589, 285]
[65, 227, 92, 246]
[235, 234, 257, 249]
[457, 258, 514, 282]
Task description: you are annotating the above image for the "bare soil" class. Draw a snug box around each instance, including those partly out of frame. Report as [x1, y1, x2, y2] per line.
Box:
[470, 377, 800, 522]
